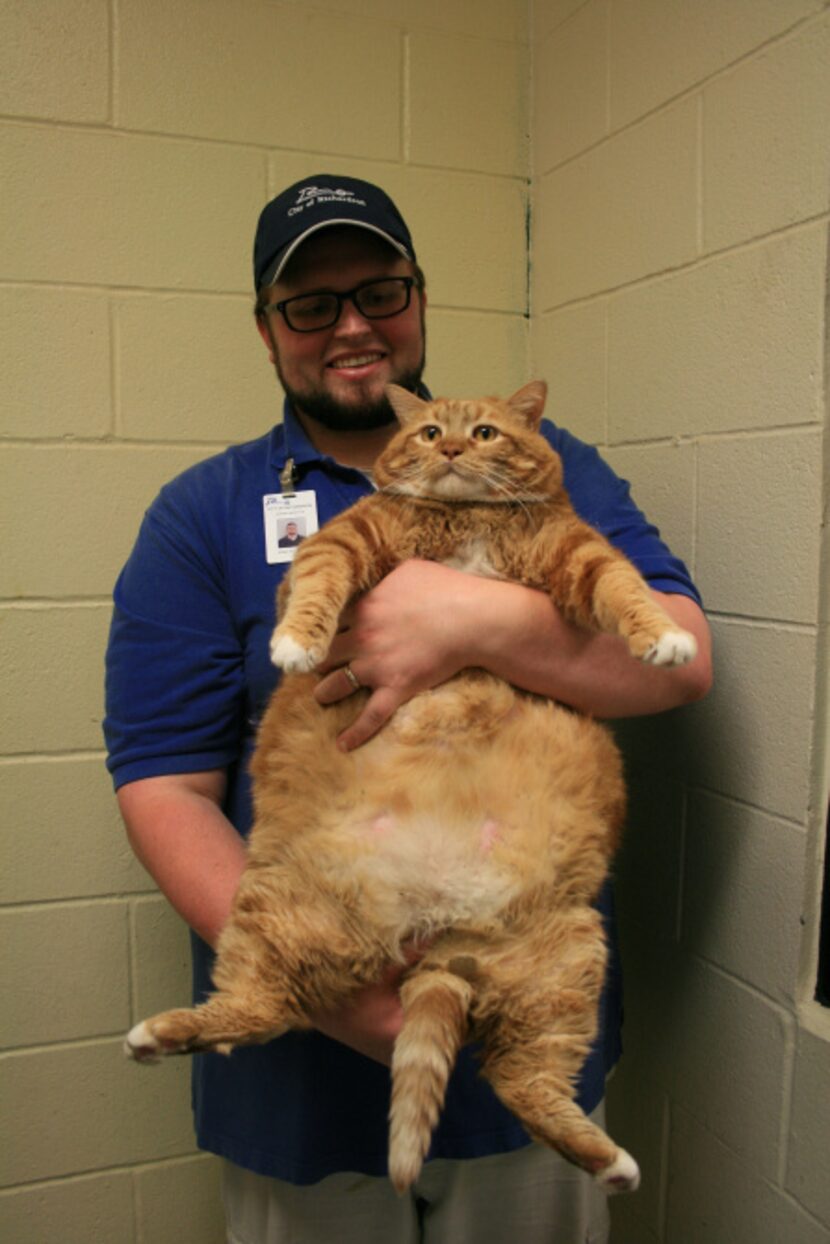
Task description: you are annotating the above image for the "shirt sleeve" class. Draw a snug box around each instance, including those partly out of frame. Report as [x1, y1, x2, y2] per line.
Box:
[104, 474, 246, 790]
[547, 422, 703, 606]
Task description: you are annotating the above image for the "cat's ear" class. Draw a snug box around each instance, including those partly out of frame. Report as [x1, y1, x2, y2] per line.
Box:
[386, 384, 429, 426]
[506, 380, 547, 430]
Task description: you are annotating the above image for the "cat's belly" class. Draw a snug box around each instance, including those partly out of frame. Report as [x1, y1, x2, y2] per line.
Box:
[338, 809, 521, 939]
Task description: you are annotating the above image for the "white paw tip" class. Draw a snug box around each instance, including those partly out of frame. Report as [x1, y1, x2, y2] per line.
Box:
[596, 1148, 640, 1194]
[124, 1020, 161, 1064]
[269, 633, 317, 673]
[643, 630, 698, 668]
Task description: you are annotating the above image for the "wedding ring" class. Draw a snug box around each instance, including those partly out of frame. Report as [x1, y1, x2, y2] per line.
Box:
[343, 664, 361, 692]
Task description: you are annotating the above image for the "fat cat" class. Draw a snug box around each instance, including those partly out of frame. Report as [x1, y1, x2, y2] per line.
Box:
[125, 380, 697, 1195]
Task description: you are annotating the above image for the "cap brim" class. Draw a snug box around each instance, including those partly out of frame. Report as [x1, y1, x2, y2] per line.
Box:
[262, 220, 412, 287]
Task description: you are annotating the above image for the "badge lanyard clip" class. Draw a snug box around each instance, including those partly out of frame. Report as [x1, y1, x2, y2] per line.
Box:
[280, 457, 296, 495]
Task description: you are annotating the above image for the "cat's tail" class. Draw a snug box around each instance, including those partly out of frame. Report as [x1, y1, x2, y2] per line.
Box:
[388, 968, 474, 1193]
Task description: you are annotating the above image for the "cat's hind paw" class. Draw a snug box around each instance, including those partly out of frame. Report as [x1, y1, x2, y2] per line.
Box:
[641, 629, 698, 668]
[269, 631, 319, 673]
[596, 1148, 640, 1195]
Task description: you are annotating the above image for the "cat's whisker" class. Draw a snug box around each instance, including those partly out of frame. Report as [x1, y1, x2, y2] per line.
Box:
[470, 463, 539, 519]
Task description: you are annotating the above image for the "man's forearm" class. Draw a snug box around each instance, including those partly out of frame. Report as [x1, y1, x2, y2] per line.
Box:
[472, 580, 712, 718]
[117, 771, 248, 948]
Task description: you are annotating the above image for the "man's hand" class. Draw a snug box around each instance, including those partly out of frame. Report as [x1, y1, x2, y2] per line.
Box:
[309, 963, 408, 1066]
[309, 942, 429, 1065]
[314, 560, 472, 751]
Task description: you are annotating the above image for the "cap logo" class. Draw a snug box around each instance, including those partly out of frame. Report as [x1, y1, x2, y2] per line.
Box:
[287, 185, 368, 218]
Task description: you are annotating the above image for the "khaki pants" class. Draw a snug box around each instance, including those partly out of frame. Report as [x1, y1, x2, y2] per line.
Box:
[222, 1103, 611, 1244]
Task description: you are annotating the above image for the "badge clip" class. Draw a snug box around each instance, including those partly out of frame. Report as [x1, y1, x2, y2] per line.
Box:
[279, 457, 296, 494]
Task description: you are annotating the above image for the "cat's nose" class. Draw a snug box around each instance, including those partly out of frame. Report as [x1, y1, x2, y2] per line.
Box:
[441, 443, 464, 460]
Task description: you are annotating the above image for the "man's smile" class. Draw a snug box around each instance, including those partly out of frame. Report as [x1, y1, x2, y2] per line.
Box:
[327, 351, 387, 372]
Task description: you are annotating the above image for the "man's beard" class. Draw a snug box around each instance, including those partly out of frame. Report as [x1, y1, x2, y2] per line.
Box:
[272, 330, 426, 433]
[276, 363, 425, 432]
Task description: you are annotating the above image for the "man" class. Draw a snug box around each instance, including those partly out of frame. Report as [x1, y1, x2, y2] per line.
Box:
[277, 520, 303, 548]
[105, 175, 711, 1243]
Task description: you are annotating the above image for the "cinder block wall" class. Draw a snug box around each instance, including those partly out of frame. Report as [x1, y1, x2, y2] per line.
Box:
[531, 2, 830, 1241]
[0, 2, 528, 1241]
[5, 1, 829, 1241]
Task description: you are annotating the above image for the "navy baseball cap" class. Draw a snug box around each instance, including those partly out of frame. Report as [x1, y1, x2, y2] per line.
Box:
[253, 174, 416, 291]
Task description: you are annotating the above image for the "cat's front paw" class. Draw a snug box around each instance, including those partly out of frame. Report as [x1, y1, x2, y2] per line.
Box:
[269, 630, 320, 673]
[640, 629, 698, 668]
[124, 1019, 170, 1064]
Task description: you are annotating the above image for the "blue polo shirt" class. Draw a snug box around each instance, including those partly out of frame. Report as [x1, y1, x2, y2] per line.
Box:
[104, 400, 701, 1183]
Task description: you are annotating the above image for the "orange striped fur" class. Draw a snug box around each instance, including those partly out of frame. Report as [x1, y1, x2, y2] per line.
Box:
[127, 382, 697, 1196]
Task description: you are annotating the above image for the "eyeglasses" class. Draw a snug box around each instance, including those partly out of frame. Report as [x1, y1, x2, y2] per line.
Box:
[264, 277, 418, 333]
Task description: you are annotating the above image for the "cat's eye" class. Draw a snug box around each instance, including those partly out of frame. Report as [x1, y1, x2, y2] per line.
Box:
[420, 425, 442, 442]
[472, 425, 499, 441]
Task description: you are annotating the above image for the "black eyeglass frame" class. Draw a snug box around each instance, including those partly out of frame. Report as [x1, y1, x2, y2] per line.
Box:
[263, 276, 418, 333]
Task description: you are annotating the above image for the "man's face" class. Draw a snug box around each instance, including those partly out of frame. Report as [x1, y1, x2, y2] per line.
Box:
[285, 523, 298, 537]
[257, 228, 426, 432]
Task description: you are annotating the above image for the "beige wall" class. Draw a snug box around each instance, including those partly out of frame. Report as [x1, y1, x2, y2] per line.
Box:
[531, 1, 830, 1241]
[2, 1, 828, 1241]
[0, 2, 528, 1240]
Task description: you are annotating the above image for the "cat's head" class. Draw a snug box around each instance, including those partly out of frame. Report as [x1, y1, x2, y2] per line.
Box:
[373, 382, 563, 503]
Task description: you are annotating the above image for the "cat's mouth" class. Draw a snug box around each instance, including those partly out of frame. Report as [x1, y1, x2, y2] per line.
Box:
[430, 463, 490, 499]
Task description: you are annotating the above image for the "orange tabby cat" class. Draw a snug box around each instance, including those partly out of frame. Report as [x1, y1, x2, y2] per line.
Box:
[126, 381, 698, 1195]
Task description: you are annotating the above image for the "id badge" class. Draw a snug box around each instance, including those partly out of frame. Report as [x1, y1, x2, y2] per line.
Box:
[263, 491, 319, 564]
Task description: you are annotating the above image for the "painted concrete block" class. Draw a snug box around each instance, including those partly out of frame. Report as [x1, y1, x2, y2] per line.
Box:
[1, 288, 112, 439]
[704, 14, 830, 251]
[534, 98, 698, 309]
[132, 897, 192, 1019]
[0, 0, 109, 124]
[116, 294, 276, 443]
[603, 441, 696, 574]
[664, 958, 792, 1178]
[135, 1156, 224, 1244]
[685, 618, 815, 824]
[0, 1170, 135, 1244]
[609, 0, 824, 130]
[786, 1026, 830, 1226]
[1, 124, 265, 293]
[395, 170, 528, 314]
[0, 759, 150, 904]
[409, 31, 528, 177]
[293, 0, 526, 39]
[0, 606, 112, 755]
[696, 431, 822, 624]
[682, 791, 807, 1005]
[403, 0, 528, 40]
[534, 0, 591, 42]
[531, 301, 607, 447]
[534, 0, 608, 173]
[0, 1040, 196, 1185]
[607, 226, 827, 440]
[0, 445, 217, 599]
[117, 0, 400, 160]
[667, 1106, 829, 1243]
[0, 902, 130, 1048]
[426, 310, 528, 400]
